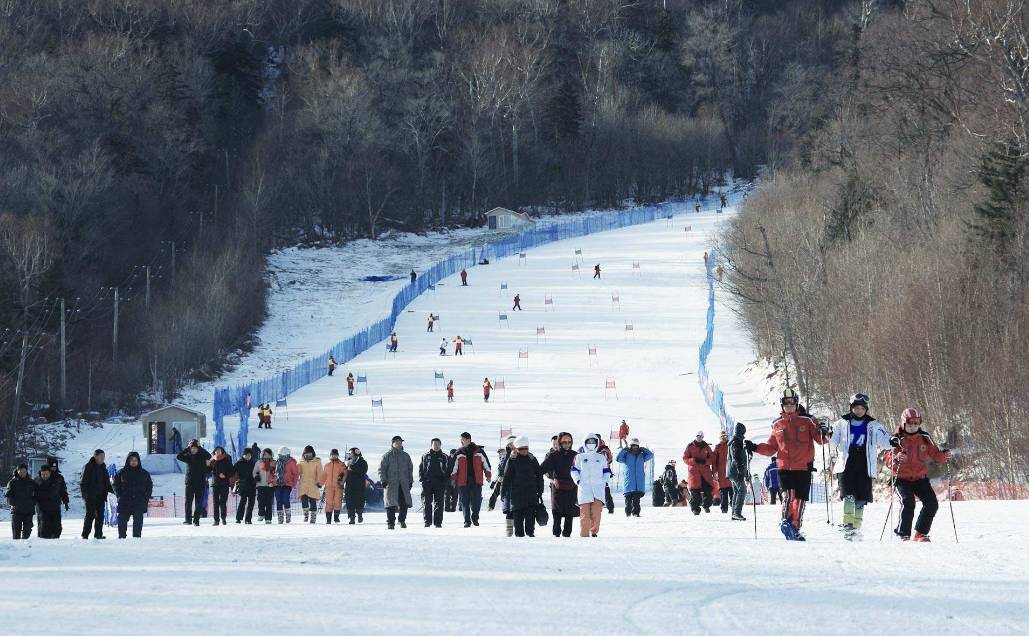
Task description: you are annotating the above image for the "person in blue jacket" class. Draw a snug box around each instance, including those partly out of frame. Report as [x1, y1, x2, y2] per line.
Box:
[763, 456, 781, 504]
[616, 438, 654, 517]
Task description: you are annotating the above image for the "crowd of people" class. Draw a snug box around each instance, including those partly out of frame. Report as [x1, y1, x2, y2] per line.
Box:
[6, 390, 952, 543]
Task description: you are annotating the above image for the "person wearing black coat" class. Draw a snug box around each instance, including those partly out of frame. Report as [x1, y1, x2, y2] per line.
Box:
[501, 438, 544, 538]
[444, 448, 459, 512]
[233, 448, 257, 524]
[176, 440, 212, 526]
[79, 449, 113, 539]
[44, 461, 70, 538]
[344, 448, 368, 524]
[6, 464, 36, 539]
[727, 422, 751, 520]
[114, 451, 154, 538]
[419, 439, 450, 528]
[539, 432, 579, 538]
[208, 446, 234, 526]
[34, 464, 68, 539]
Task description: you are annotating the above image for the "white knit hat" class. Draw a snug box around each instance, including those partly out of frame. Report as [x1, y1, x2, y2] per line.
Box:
[515, 436, 530, 449]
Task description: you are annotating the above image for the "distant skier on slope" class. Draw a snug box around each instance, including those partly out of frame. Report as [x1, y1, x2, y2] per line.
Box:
[884, 408, 951, 542]
[460, 269, 468, 286]
[829, 393, 893, 541]
[745, 388, 830, 541]
[453, 335, 464, 356]
[446, 380, 454, 402]
[410, 270, 417, 283]
[513, 294, 522, 310]
[427, 313, 435, 332]
[328, 355, 337, 376]
[593, 264, 601, 279]
[346, 372, 355, 396]
[389, 332, 398, 352]
[439, 337, 447, 356]
[482, 377, 493, 402]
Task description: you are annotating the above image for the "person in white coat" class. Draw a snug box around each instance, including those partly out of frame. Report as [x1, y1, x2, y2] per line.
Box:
[571, 433, 611, 537]
[828, 393, 893, 540]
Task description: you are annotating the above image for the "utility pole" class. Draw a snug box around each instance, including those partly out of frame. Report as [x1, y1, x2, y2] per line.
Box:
[113, 287, 119, 365]
[60, 298, 66, 405]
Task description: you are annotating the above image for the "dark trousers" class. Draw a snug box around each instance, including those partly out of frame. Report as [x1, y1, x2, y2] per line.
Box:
[689, 482, 713, 512]
[444, 483, 458, 512]
[185, 482, 204, 522]
[274, 485, 292, 510]
[422, 481, 446, 526]
[512, 509, 534, 537]
[552, 514, 574, 537]
[719, 486, 731, 512]
[386, 503, 408, 527]
[732, 480, 748, 516]
[301, 494, 318, 512]
[604, 485, 614, 513]
[82, 498, 105, 538]
[459, 484, 482, 524]
[257, 487, 274, 521]
[769, 488, 780, 504]
[236, 491, 256, 522]
[213, 484, 229, 522]
[624, 491, 642, 516]
[118, 505, 145, 538]
[896, 478, 939, 537]
[37, 509, 62, 538]
[11, 512, 33, 539]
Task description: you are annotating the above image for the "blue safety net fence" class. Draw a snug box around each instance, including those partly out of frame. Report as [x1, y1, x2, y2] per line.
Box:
[214, 192, 740, 452]
[699, 247, 736, 434]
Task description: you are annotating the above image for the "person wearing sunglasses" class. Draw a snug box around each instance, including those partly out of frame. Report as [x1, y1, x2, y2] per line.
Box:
[885, 408, 951, 541]
[828, 393, 893, 541]
[745, 388, 830, 541]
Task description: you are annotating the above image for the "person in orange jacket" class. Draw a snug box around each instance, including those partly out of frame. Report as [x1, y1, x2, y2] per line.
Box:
[346, 372, 355, 396]
[684, 431, 716, 514]
[296, 445, 323, 524]
[884, 408, 952, 542]
[319, 449, 348, 524]
[453, 335, 464, 356]
[460, 269, 468, 286]
[446, 380, 454, 403]
[711, 430, 732, 513]
[745, 389, 830, 541]
[617, 420, 630, 448]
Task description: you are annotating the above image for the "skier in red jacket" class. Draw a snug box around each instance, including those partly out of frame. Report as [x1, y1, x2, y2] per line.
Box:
[746, 389, 829, 540]
[884, 408, 951, 542]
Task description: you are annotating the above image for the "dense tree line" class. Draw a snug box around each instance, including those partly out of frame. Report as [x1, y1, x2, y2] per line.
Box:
[0, 0, 854, 471]
[722, 1, 1029, 481]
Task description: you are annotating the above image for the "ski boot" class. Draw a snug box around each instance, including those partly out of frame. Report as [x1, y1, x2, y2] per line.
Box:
[277, 510, 284, 524]
[913, 531, 931, 542]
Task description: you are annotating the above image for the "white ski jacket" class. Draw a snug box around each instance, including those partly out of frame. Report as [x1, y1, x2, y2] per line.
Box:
[829, 415, 892, 478]
[572, 447, 611, 505]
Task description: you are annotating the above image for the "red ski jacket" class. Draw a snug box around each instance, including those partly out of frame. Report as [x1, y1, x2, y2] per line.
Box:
[451, 444, 492, 486]
[711, 440, 730, 488]
[884, 428, 950, 481]
[754, 412, 828, 471]
[684, 441, 716, 489]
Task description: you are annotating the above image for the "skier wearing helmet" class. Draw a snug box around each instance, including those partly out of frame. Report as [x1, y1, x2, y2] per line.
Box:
[884, 408, 952, 541]
[745, 388, 830, 540]
[571, 433, 611, 537]
[828, 393, 893, 541]
[501, 436, 544, 538]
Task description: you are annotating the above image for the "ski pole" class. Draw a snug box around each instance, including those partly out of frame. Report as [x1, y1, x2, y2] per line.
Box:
[879, 455, 899, 542]
[947, 460, 958, 543]
[821, 438, 831, 524]
[745, 451, 757, 539]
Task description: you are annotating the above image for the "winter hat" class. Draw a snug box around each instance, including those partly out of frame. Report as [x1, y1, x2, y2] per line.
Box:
[278, 446, 291, 457]
[735, 422, 747, 436]
[303, 445, 315, 457]
[391, 435, 404, 443]
[515, 436, 530, 449]
[629, 438, 640, 446]
[850, 393, 869, 408]
[330, 449, 339, 458]
[696, 430, 705, 438]
[584, 433, 600, 445]
[125, 451, 141, 467]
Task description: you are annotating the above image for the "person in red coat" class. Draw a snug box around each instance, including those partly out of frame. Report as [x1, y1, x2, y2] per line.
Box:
[450, 432, 492, 527]
[460, 269, 468, 286]
[746, 389, 830, 541]
[711, 430, 732, 513]
[884, 408, 951, 542]
[617, 420, 630, 448]
[684, 431, 716, 514]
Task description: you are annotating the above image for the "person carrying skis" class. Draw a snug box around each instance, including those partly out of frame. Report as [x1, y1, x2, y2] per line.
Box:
[593, 264, 601, 279]
[453, 335, 464, 356]
[344, 448, 368, 524]
[727, 423, 750, 520]
[745, 389, 830, 540]
[254, 448, 277, 524]
[661, 460, 680, 506]
[684, 431, 716, 514]
[439, 337, 447, 356]
[482, 377, 492, 402]
[296, 445, 323, 524]
[616, 438, 654, 517]
[6, 464, 35, 539]
[885, 408, 951, 542]
[177, 440, 211, 526]
[274, 447, 299, 524]
[320, 449, 347, 524]
[502, 436, 544, 538]
[617, 420, 630, 448]
[208, 446, 233, 526]
[427, 313, 435, 332]
[540, 433, 579, 536]
[763, 456, 781, 504]
[460, 269, 468, 286]
[34, 464, 67, 539]
[347, 372, 355, 396]
[512, 294, 522, 310]
[712, 430, 732, 513]
[572, 434, 611, 537]
[328, 355, 337, 376]
[829, 393, 893, 541]
[233, 447, 257, 524]
[114, 451, 153, 538]
[379, 436, 414, 530]
[419, 438, 449, 528]
[446, 380, 455, 402]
